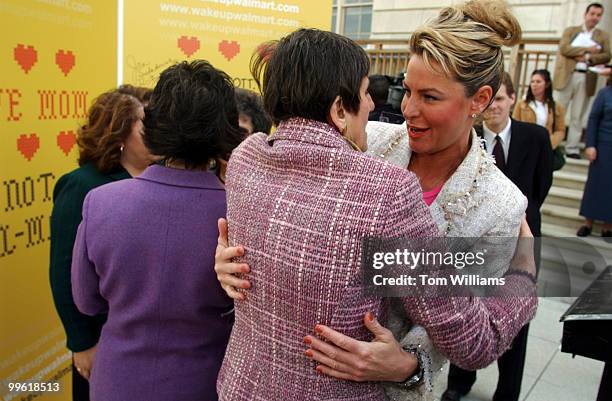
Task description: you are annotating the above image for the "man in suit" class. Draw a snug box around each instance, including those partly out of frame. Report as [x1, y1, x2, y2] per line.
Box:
[553, 2, 610, 159]
[442, 73, 553, 401]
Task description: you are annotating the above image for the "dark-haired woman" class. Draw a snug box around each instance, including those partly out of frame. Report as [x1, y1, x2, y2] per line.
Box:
[70, 60, 243, 401]
[50, 86, 152, 401]
[513, 69, 566, 150]
[215, 23, 537, 400]
[235, 88, 272, 136]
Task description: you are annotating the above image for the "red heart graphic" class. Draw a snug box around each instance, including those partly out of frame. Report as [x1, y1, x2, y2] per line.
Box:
[177, 36, 200, 57]
[13, 44, 38, 74]
[17, 134, 40, 161]
[57, 130, 76, 155]
[218, 40, 240, 61]
[55, 50, 75, 76]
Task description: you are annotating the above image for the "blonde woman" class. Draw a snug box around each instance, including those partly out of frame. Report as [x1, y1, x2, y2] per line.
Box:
[214, 1, 536, 400]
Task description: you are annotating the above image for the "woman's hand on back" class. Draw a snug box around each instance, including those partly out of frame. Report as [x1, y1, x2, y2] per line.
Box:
[304, 312, 417, 383]
[215, 218, 251, 300]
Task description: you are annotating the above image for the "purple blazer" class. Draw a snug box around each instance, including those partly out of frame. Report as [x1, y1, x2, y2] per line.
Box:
[72, 165, 233, 401]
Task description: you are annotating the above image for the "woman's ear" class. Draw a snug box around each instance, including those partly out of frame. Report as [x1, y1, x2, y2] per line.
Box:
[471, 85, 493, 116]
[328, 95, 347, 132]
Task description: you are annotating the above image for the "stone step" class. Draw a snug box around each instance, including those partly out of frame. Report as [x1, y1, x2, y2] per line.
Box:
[552, 170, 586, 191]
[541, 203, 583, 230]
[546, 186, 583, 209]
[562, 157, 590, 174]
[541, 220, 607, 240]
[541, 222, 612, 251]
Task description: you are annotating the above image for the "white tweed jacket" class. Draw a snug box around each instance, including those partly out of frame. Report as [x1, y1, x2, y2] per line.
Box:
[365, 121, 528, 401]
[366, 121, 527, 238]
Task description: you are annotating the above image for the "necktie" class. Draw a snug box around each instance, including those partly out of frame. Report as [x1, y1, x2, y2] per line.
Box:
[493, 135, 506, 173]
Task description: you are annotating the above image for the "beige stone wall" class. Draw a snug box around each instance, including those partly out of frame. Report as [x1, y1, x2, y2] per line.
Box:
[370, 0, 611, 40]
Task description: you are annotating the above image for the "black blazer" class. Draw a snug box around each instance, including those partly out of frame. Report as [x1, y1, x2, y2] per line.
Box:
[477, 119, 553, 236]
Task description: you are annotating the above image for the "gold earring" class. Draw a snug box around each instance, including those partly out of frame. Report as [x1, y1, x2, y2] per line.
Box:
[341, 125, 348, 135]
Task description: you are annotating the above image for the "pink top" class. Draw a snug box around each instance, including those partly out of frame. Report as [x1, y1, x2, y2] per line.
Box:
[422, 183, 444, 206]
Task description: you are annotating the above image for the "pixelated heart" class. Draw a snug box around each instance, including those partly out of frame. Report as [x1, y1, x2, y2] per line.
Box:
[57, 130, 76, 155]
[17, 133, 40, 161]
[218, 40, 240, 61]
[55, 50, 75, 76]
[177, 36, 200, 57]
[13, 44, 38, 74]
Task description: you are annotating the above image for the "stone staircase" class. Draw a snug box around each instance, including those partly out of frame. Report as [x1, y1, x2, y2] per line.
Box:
[542, 157, 601, 235]
[539, 155, 612, 296]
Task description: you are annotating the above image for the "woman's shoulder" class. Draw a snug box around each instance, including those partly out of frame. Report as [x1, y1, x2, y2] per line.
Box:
[516, 99, 529, 108]
[366, 121, 405, 154]
[54, 163, 105, 200]
[598, 86, 612, 100]
[365, 121, 410, 168]
[514, 100, 532, 114]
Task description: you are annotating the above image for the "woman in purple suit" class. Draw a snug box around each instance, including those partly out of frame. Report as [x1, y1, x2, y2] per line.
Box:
[71, 60, 243, 401]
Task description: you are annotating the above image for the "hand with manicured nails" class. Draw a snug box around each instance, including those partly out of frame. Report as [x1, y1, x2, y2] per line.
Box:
[215, 218, 250, 300]
[303, 312, 417, 383]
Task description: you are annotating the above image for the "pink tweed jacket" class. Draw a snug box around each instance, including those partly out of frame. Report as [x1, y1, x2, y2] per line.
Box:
[217, 118, 537, 401]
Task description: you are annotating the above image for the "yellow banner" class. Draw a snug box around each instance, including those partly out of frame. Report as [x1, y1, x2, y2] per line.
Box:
[0, 1, 116, 400]
[123, 0, 333, 89]
[1, 1, 331, 400]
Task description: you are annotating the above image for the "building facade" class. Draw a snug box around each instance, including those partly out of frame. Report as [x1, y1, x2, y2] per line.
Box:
[333, 0, 611, 41]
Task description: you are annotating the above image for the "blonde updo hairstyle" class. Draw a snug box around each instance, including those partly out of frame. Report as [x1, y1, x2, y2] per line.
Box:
[410, 0, 521, 99]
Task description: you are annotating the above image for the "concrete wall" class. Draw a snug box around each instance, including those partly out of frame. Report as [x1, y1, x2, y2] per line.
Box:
[370, 0, 611, 40]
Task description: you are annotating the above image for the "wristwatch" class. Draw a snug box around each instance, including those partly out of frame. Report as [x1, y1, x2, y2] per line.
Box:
[393, 345, 425, 390]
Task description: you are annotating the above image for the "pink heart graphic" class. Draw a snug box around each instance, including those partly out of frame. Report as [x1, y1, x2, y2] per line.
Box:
[218, 40, 240, 61]
[13, 44, 38, 74]
[177, 36, 200, 57]
[17, 133, 40, 161]
[57, 130, 77, 155]
[55, 50, 75, 76]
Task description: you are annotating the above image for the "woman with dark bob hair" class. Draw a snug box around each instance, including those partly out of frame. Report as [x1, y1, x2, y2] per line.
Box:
[70, 60, 242, 401]
[215, 27, 537, 401]
[50, 84, 153, 401]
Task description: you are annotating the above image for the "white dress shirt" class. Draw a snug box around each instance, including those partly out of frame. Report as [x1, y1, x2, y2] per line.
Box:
[531, 100, 548, 128]
[483, 118, 512, 163]
[571, 25, 600, 71]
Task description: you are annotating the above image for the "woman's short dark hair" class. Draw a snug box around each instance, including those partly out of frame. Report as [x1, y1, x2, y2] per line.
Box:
[235, 88, 272, 134]
[143, 60, 242, 167]
[525, 69, 554, 106]
[251, 28, 370, 124]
